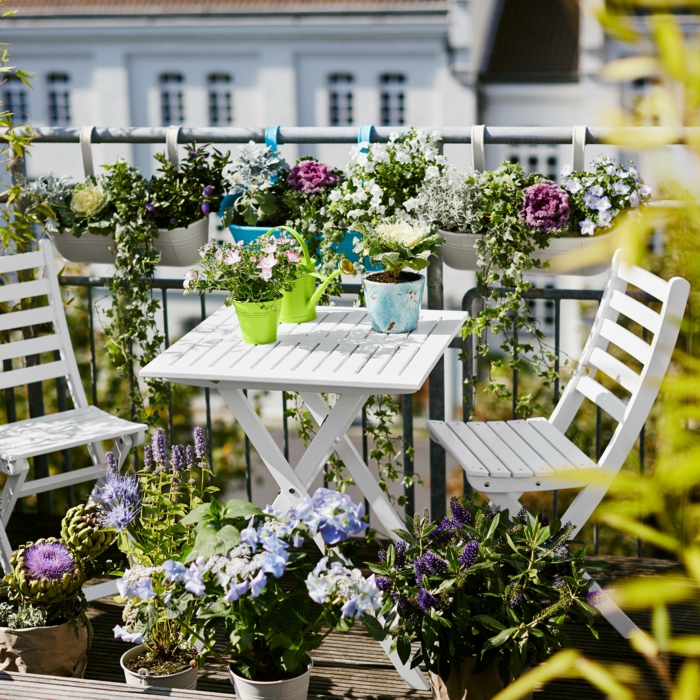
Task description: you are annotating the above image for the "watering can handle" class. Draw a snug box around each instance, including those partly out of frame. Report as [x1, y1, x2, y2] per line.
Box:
[262, 225, 313, 270]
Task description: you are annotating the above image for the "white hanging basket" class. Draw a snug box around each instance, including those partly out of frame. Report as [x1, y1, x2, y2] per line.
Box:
[48, 217, 210, 267]
[439, 229, 617, 277]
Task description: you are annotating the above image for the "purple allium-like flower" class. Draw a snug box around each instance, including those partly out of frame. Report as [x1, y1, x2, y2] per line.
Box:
[202, 185, 215, 197]
[104, 501, 139, 531]
[98, 472, 140, 508]
[519, 182, 571, 233]
[106, 451, 118, 481]
[152, 428, 167, 465]
[287, 160, 339, 194]
[170, 444, 185, 473]
[193, 427, 207, 460]
[460, 540, 479, 569]
[143, 445, 153, 471]
[376, 577, 392, 592]
[377, 549, 387, 564]
[449, 497, 472, 526]
[201, 201, 211, 215]
[185, 445, 195, 469]
[23, 541, 75, 582]
[394, 541, 407, 569]
[416, 552, 448, 577]
[417, 587, 437, 612]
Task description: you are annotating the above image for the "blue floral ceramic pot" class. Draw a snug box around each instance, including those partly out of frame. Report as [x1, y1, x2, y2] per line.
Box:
[362, 272, 425, 334]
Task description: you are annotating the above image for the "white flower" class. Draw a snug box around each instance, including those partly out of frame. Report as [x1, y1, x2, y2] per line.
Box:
[350, 189, 368, 204]
[560, 164, 573, 178]
[183, 270, 197, 289]
[565, 178, 582, 194]
[403, 197, 419, 212]
[394, 150, 411, 165]
[613, 181, 630, 195]
[629, 190, 641, 208]
[580, 218, 596, 236]
[376, 219, 431, 248]
[596, 196, 612, 212]
[329, 189, 342, 203]
[425, 165, 440, 179]
[70, 183, 107, 217]
[605, 164, 616, 176]
[640, 184, 652, 197]
[590, 185, 604, 197]
[597, 210, 613, 228]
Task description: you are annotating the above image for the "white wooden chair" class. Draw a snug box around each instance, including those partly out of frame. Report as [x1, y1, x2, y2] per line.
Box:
[428, 250, 690, 637]
[0, 239, 146, 589]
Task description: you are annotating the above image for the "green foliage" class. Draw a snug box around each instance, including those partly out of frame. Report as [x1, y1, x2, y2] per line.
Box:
[375, 499, 597, 683]
[0, 601, 48, 629]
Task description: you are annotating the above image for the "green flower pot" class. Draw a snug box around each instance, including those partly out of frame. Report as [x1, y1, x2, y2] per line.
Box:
[234, 299, 282, 345]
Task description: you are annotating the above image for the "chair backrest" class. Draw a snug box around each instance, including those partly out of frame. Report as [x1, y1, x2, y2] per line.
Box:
[550, 249, 690, 473]
[0, 239, 89, 411]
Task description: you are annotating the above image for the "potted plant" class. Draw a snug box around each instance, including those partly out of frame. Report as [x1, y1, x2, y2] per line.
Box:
[354, 217, 444, 334]
[96, 427, 218, 689]
[220, 141, 291, 243]
[147, 143, 230, 266]
[118, 487, 383, 700]
[0, 501, 116, 677]
[184, 233, 306, 344]
[372, 498, 599, 700]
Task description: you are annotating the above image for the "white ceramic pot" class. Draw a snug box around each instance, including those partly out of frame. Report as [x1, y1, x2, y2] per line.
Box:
[48, 217, 209, 266]
[439, 229, 616, 276]
[229, 657, 313, 700]
[120, 644, 198, 690]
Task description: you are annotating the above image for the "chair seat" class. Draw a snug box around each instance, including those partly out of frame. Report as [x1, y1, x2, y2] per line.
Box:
[427, 418, 600, 493]
[0, 406, 146, 465]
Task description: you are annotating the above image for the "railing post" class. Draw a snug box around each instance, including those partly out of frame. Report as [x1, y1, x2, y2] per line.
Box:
[427, 254, 446, 521]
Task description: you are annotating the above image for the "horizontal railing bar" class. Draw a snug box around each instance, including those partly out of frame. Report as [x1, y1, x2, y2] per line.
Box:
[6, 125, 700, 146]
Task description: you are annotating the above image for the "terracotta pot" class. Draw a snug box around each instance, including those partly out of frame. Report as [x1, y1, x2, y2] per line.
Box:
[120, 644, 198, 689]
[0, 620, 88, 677]
[428, 657, 514, 700]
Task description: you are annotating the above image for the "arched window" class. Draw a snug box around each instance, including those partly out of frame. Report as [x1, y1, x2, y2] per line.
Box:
[208, 73, 233, 126]
[2, 74, 30, 123]
[160, 73, 184, 126]
[47, 73, 70, 126]
[379, 73, 405, 126]
[328, 74, 354, 126]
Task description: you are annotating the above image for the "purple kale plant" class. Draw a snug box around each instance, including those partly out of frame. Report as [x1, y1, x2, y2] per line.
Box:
[519, 182, 571, 233]
[288, 160, 339, 194]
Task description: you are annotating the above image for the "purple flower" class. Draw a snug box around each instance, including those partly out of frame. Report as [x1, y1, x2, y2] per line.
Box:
[169, 216, 177, 226]
[187, 150, 197, 159]
[449, 497, 472, 526]
[152, 428, 167, 465]
[416, 552, 448, 577]
[145, 202, 155, 214]
[201, 201, 211, 215]
[394, 541, 407, 569]
[417, 587, 437, 612]
[97, 473, 140, 509]
[202, 185, 215, 197]
[538, 511, 550, 526]
[377, 549, 387, 564]
[23, 541, 75, 581]
[376, 577, 392, 592]
[104, 501, 139, 531]
[143, 445, 153, 471]
[428, 517, 457, 547]
[519, 182, 571, 233]
[460, 540, 479, 569]
[193, 427, 207, 460]
[185, 445, 195, 469]
[170, 444, 185, 473]
[586, 588, 611, 607]
[287, 160, 339, 194]
[508, 584, 523, 609]
[106, 451, 118, 481]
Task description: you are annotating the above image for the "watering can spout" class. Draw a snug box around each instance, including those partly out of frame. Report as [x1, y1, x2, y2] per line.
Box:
[307, 259, 355, 311]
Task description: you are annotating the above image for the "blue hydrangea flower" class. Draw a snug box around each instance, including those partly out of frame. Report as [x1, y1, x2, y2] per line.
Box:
[184, 564, 206, 596]
[162, 560, 186, 582]
[113, 625, 144, 644]
[249, 569, 267, 598]
[224, 580, 249, 602]
[295, 488, 368, 545]
[261, 552, 287, 579]
[240, 522, 260, 550]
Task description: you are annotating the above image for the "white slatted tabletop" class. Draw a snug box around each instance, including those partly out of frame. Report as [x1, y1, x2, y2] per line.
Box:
[140, 306, 467, 395]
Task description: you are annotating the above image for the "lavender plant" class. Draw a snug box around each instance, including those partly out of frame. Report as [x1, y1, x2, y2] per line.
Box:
[114, 488, 383, 681]
[373, 498, 598, 685]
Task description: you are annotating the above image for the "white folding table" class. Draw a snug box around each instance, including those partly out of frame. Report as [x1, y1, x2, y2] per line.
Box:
[140, 304, 467, 689]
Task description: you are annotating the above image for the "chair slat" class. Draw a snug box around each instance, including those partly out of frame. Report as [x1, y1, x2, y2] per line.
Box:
[0, 250, 45, 274]
[528, 419, 598, 469]
[461, 423, 534, 477]
[599, 318, 652, 365]
[0, 278, 51, 304]
[576, 375, 627, 423]
[507, 420, 577, 472]
[487, 422, 556, 477]
[610, 290, 661, 334]
[427, 421, 490, 477]
[0, 359, 68, 391]
[589, 347, 641, 394]
[449, 422, 516, 478]
[0, 305, 57, 332]
[0, 334, 62, 362]
[618, 261, 669, 302]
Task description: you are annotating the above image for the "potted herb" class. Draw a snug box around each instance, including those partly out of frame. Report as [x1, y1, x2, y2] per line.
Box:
[0, 502, 115, 677]
[354, 217, 444, 333]
[120, 488, 382, 700]
[373, 499, 599, 700]
[220, 141, 291, 242]
[98, 427, 217, 689]
[184, 233, 306, 344]
[148, 143, 230, 266]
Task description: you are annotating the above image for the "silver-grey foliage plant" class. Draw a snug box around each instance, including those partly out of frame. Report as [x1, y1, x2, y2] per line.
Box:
[414, 165, 479, 233]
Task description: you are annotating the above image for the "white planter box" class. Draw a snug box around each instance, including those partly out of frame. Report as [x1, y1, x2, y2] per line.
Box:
[439, 229, 617, 277]
[48, 218, 210, 267]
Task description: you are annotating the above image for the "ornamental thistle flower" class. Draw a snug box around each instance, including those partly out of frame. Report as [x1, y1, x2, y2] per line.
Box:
[519, 182, 571, 233]
[61, 503, 116, 559]
[7, 538, 86, 606]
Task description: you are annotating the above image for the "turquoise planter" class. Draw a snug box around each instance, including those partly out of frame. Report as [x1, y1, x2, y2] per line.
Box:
[219, 194, 282, 243]
[363, 273, 425, 334]
[334, 231, 382, 272]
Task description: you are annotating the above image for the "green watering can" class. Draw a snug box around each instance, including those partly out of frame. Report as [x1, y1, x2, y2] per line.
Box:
[262, 226, 354, 324]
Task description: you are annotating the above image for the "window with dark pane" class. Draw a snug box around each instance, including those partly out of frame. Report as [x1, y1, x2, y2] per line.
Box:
[47, 73, 70, 126]
[208, 73, 233, 126]
[3, 74, 30, 123]
[547, 154, 558, 180]
[379, 73, 405, 126]
[328, 74, 354, 126]
[160, 73, 184, 126]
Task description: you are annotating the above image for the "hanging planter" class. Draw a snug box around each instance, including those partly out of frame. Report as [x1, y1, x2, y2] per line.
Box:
[120, 644, 198, 690]
[229, 657, 313, 700]
[439, 229, 617, 276]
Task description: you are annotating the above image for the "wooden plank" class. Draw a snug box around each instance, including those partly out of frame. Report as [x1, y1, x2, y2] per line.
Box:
[576, 375, 627, 423]
[0, 333, 62, 362]
[589, 347, 641, 395]
[449, 422, 513, 477]
[610, 290, 661, 334]
[427, 421, 490, 477]
[0, 249, 44, 274]
[487, 422, 556, 477]
[460, 422, 534, 478]
[508, 420, 578, 473]
[529, 418, 598, 470]
[599, 318, 652, 365]
[0, 278, 50, 303]
[0, 358, 68, 391]
[618, 261, 669, 302]
[0, 305, 56, 332]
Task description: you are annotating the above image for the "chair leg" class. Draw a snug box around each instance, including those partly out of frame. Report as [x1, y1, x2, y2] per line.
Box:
[585, 575, 641, 639]
[0, 522, 13, 575]
[0, 460, 29, 527]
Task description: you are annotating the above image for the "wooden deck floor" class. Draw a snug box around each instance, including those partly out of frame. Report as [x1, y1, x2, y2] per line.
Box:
[5, 516, 697, 699]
